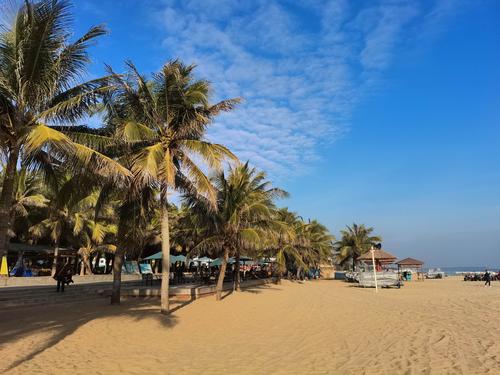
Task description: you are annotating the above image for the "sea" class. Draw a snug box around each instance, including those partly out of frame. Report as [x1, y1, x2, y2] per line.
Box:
[424, 266, 500, 275]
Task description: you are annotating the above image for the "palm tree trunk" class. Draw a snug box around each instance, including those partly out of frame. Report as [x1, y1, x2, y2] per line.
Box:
[84, 255, 93, 275]
[296, 266, 302, 280]
[0, 145, 20, 263]
[51, 243, 60, 277]
[234, 253, 241, 291]
[111, 249, 124, 305]
[160, 202, 171, 315]
[216, 248, 229, 301]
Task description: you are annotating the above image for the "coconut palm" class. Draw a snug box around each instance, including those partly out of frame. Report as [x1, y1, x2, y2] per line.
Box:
[29, 174, 99, 275]
[74, 218, 116, 275]
[270, 209, 334, 278]
[186, 163, 287, 299]
[270, 208, 306, 275]
[8, 167, 48, 240]
[104, 60, 239, 313]
[298, 220, 334, 274]
[334, 223, 382, 271]
[110, 186, 160, 304]
[0, 0, 130, 263]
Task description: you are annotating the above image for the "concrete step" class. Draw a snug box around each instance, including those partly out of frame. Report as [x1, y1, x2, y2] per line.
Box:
[0, 292, 104, 310]
[0, 281, 146, 310]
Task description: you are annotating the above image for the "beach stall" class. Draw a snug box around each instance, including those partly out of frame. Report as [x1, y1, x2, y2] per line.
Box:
[396, 257, 424, 281]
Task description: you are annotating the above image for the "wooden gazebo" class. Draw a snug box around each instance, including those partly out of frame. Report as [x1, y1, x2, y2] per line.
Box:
[357, 249, 397, 271]
[396, 257, 424, 281]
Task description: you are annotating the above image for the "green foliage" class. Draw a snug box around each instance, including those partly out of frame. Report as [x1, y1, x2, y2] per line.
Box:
[334, 223, 382, 270]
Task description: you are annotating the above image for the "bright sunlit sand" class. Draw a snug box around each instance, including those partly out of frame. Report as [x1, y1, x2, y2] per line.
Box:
[1, 278, 499, 374]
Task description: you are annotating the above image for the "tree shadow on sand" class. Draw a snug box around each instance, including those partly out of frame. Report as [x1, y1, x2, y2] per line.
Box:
[0, 296, 192, 372]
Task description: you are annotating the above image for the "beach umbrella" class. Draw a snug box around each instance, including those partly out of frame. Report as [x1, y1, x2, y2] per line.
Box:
[142, 252, 186, 264]
[192, 256, 214, 267]
[171, 255, 187, 264]
[212, 257, 236, 266]
[142, 252, 163, 261]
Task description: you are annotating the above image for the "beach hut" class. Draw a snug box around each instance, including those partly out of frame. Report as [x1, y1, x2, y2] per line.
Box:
[396, 257, 424, 281]
[357, 249, 397, 271]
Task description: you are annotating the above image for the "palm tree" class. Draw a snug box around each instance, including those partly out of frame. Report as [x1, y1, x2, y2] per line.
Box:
[186, 163, 287, 299]
[298, 220, 334, 275]
[271, 209, 307, 276]
[0, 0, 130, 263]
[29, 174, 101, 276]
[104, 60, 239, 313]
[110, 186, 160, 304]
[8, 167, 48, 241]
[334, 223, 382, 271]
[74, 219, 117, 275]
[270, 210, 334, 278]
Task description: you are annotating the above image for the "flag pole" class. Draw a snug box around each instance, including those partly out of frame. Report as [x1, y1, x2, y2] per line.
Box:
[371, 246, 378, 293]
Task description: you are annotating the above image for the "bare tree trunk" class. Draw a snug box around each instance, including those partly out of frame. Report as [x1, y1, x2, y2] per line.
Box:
[51, 243, 59, 277]
[0, 145, 20, 264]
[216, 248, 229, 301]
[111, 249, 124, 305]
[160, 202, 171, 315]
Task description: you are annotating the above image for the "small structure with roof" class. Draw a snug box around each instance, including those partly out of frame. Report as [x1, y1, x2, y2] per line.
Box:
[357, 249, 397, 271]
[396, 257, 425, 281]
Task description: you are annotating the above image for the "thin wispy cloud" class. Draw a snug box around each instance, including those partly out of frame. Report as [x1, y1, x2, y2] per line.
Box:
[154, 0, 461, 179]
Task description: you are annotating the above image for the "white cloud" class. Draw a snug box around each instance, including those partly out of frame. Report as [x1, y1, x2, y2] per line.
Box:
[154, 0, 460, 180]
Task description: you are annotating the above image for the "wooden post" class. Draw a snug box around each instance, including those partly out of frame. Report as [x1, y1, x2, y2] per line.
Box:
[371, 247, 378, 293]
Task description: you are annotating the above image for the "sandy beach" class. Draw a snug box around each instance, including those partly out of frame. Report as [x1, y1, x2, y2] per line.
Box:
[1, 278, 499, 374]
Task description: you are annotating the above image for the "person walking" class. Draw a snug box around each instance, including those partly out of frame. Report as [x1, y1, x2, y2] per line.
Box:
[54, 261, 68, 292]
[54, 260, 74, 292]
[484, 269, 491, 287]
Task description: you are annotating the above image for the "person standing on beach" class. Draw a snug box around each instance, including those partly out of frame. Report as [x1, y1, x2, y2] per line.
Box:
[54, 261, 71, 292]
[484, 269, 491, 287]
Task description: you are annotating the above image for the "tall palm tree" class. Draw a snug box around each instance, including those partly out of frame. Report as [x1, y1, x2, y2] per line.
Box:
[334, 223, 382, 271]
[104, 60, 239, 313]
[186, 163, 287, 299]
[0, 0, 130, 263]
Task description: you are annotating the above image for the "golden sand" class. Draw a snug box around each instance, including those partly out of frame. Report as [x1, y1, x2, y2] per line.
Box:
[1, 277, 499, 374]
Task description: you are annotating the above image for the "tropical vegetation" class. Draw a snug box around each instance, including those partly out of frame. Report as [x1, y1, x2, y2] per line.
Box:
[0, 0, 381, 314]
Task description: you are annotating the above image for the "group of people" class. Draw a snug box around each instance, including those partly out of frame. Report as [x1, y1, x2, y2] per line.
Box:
[463, 270, 499, 286]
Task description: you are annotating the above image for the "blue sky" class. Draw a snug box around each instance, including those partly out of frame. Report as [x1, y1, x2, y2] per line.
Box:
[70, 0, 499, 267]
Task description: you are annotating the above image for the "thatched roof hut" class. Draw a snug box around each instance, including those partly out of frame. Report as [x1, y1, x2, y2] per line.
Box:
[396, 257, 424, 266]
[396, 257, 425, 281]
[357, 249, 397, 264]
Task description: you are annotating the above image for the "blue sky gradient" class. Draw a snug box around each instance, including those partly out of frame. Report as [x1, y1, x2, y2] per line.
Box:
[69, 0, 499, 267]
